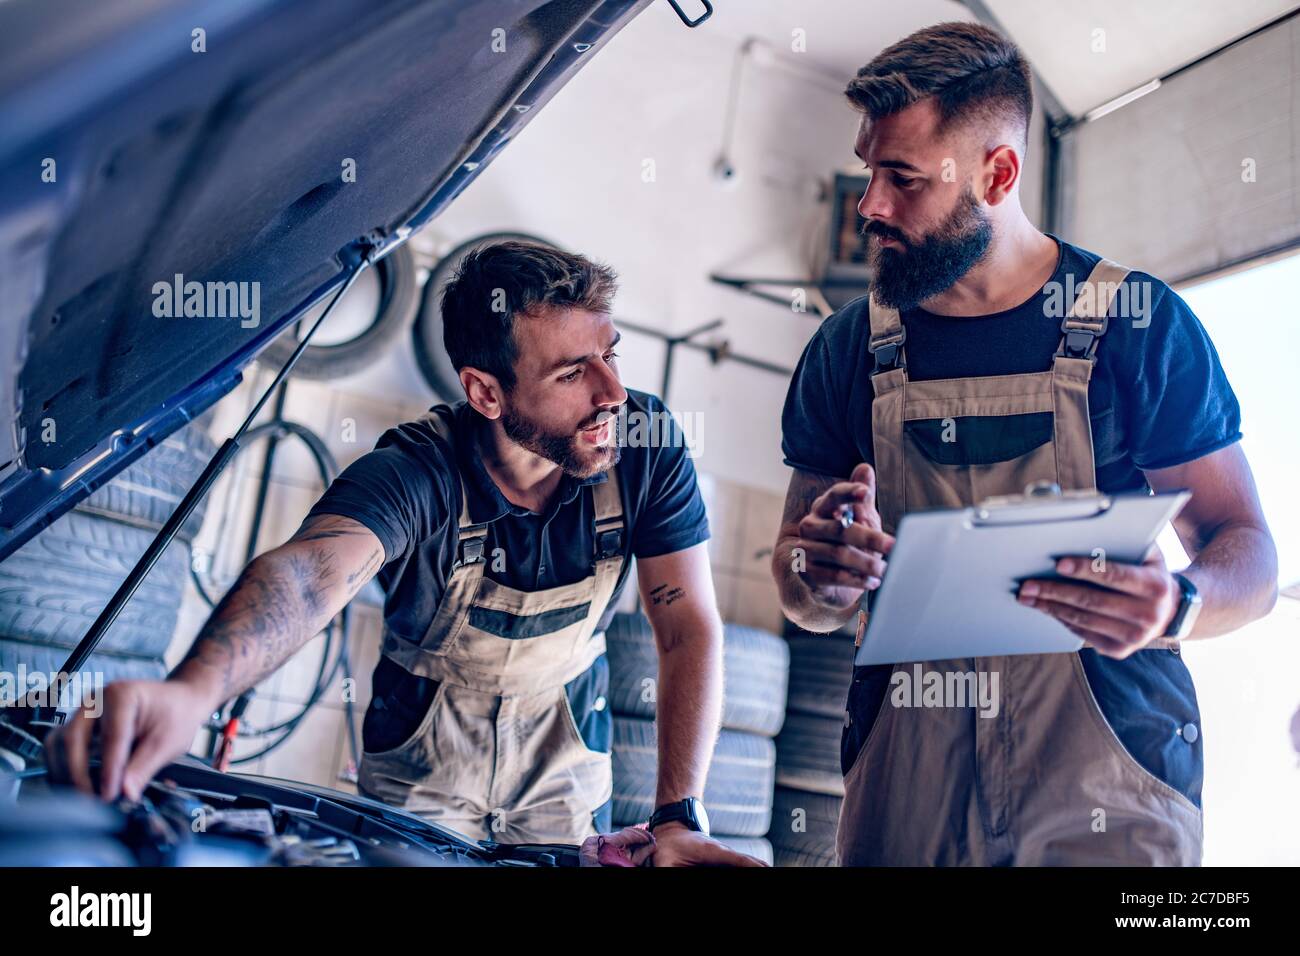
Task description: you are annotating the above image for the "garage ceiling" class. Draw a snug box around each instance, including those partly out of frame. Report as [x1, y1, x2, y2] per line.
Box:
[700, 0, 974, 81]
[984, 0, 1300, 117]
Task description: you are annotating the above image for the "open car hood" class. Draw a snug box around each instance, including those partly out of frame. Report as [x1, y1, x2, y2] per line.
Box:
[0, 0, 653, 562]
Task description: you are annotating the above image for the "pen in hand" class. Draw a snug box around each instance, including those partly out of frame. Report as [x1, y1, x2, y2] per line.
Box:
[836, 503, 871, 646]
[838, 503, 855, 530]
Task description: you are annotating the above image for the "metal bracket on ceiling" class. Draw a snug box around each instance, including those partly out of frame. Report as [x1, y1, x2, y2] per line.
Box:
[666, 0, 712, 28]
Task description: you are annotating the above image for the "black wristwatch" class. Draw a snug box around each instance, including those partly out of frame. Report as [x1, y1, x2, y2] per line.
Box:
[648, 797, 710, 835]
[1162, 572, 1202, 639]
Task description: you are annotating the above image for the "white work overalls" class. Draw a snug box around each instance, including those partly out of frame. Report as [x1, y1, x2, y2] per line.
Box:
[837, 259, 1204, 866]
[358, 410, 625, 844]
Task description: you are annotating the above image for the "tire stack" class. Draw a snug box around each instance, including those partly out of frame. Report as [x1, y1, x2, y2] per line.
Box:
[767, 628, 856, 866]
[605, 612, 788, 864]
[0, 419, 216, 706]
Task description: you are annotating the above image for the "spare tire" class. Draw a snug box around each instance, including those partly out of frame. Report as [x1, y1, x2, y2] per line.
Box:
[412, 232, 557, 400]
[258, 244, 419, 381]
[774, 711, 845, 797]
[607, 612, 789, 737]
[0, 510, 189, 660]
[786, 631, 855, 718]
[75, 418, 217, 544]
[768, 786, 841, 867]
[611, 716, 775, 837]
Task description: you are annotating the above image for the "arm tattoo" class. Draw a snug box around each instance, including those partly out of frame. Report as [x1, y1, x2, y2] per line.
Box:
[649, 582, 686, 607]
[175, 516, 376, 702]
[292, 514, 373, 543]
[346, 548, 383, 595]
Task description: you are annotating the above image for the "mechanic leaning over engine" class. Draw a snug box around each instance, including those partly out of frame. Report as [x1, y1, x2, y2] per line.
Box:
[48, 240, 759, 867]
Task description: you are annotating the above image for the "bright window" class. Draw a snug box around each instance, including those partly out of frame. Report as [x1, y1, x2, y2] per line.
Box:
[1163, 250, 1300, 865]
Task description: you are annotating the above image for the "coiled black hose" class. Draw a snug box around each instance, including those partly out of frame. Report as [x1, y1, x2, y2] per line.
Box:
[188, 418, 362, 770]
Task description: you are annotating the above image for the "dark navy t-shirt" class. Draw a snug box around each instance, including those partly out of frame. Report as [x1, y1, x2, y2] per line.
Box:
[309, 388, 710, 642]
[789, 237, 1234, 810]
[782, 237, 1243, 493]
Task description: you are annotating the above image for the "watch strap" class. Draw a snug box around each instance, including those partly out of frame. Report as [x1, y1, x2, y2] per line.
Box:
[649, 798, 702, 833]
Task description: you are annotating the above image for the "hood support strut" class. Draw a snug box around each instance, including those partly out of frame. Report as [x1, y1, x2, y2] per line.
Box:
[16, 241, 381, 736]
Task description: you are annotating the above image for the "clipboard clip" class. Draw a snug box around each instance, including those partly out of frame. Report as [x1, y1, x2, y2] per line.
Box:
[972, 481, 1112, 527]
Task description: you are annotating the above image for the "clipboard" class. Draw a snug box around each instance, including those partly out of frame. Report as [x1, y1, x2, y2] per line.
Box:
[855, 484, 1191, 666]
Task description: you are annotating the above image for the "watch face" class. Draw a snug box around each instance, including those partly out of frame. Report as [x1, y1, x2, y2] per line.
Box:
[1172, 574, 1202, 637]
[693, 800, 710, 836]
[1181, 588, 1203, 635]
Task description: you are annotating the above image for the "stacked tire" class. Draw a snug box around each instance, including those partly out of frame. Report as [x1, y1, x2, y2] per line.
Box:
[767, 628, 856, 866]
[0, 419, 216, 707]
[605, 612, 788, 864]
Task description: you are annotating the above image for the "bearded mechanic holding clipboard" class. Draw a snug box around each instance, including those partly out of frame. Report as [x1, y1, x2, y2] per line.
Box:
[770, 22, 1279, 866]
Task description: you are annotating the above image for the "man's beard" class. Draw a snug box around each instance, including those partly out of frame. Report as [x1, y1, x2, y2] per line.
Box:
[866, 185, 993, 310]
[500, 404, 622, 479]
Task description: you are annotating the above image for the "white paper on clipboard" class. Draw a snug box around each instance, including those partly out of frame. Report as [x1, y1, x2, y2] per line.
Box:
[855, 488, 1191, 666]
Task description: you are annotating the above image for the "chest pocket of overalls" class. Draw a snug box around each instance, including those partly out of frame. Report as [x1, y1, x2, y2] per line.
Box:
[904, 413, 1054, 465]
[900, 408, 1060, 514]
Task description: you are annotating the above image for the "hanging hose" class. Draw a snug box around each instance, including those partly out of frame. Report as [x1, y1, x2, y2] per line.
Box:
[188, 417, 364, 772]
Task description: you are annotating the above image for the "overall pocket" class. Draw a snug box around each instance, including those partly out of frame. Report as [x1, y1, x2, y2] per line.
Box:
[840, 663, 896, 777]
[562, 653, 612, 754]
[904, 412, 1053, 466]
[903, 412, 1059, 511]
[362, 659, 443, 756]
[560, 654, 614, 830]
[1075, 648, 1204, 811]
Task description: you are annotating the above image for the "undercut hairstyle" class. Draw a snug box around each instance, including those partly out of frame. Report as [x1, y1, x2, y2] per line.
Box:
[441, 240, 618, 392]
[845, 21, 1033, 149]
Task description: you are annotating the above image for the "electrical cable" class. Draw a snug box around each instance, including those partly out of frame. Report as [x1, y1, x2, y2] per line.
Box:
[186, 417, 366, 769]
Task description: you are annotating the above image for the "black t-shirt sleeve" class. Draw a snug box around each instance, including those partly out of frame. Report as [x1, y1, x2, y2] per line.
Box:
[304, 441, 443, 565]
[1120, 282, 1243, 471]
[629, 410, 710, 560]
[781, 325, 859, 479]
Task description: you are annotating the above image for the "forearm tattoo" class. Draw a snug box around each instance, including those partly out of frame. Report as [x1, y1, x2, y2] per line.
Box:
[175, 515, 378, 701]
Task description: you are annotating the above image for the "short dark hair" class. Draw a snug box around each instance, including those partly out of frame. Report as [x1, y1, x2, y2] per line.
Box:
[441, 240, 618, 391]
[845, 22, 1033, 148]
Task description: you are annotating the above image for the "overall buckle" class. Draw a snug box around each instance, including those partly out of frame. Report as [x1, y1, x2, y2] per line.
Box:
[457, 535, 486, 567]
[596, 529, 623, 560]
[1056, 315, 1108, 360]
[868, 327, 907, 373]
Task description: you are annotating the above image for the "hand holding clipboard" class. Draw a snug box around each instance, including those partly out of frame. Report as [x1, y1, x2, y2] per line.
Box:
[855, 483, 1192, 666]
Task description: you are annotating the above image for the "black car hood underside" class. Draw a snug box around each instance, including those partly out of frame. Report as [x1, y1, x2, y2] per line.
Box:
[0, 0, 652, 562]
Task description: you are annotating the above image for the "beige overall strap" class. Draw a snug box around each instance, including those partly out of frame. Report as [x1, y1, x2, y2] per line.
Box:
[575, 464, 626, 648]
[382, 409, 493, 676]
[1056, 258, 1130, 360]
[591, 463, 625, 549]
[1051, 259, 1130, 493]
[866, 296, 908, 536]
[424, 408, 488, 639]
[865, 294, 906, 373]
[422, 407, 490, 552]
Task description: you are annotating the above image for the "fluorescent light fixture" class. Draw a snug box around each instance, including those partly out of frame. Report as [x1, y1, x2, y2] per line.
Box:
[1083, 78, 1162, 123]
